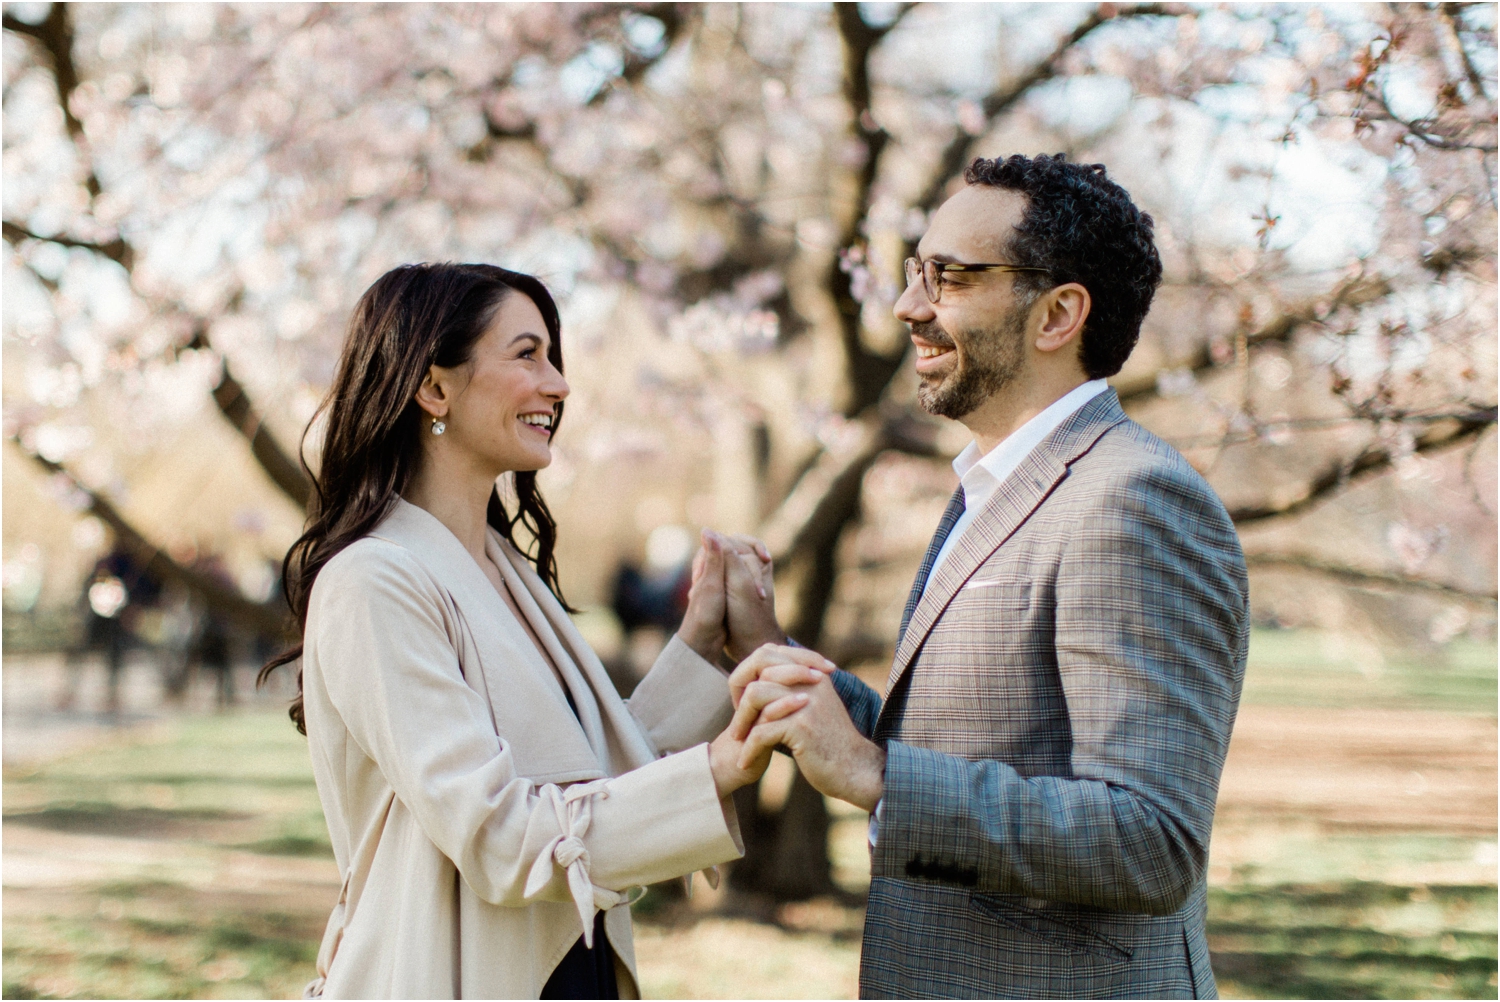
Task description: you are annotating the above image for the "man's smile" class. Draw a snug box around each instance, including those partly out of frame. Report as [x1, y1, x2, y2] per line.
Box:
[912, 325, 957, 374]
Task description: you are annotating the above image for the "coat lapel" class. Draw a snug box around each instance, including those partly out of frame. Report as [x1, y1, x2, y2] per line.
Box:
[492, 539, 661, 770]
[371, 500, 603, 783]
[880, 390, 1130, 705]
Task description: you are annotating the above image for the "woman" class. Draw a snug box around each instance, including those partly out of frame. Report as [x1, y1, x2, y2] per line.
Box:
[261, 263, 823, 999]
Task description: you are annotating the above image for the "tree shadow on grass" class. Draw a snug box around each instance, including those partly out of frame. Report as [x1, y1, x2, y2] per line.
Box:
[4, 802, 250, 837]
[1209, 883, 1499, 1000]
[1212, 950, 1499, 1000]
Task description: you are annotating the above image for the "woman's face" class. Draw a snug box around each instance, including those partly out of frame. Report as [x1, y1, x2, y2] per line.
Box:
[433, 293, 569, 476]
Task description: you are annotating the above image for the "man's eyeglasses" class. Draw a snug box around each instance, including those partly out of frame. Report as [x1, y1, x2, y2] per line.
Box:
[903, 257, 1051, 305]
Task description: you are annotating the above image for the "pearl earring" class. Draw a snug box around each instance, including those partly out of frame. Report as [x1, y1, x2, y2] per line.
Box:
[431, 418, 446, 436]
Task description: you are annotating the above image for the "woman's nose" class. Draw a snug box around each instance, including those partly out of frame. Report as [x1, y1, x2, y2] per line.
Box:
[543, 362, 570, 401]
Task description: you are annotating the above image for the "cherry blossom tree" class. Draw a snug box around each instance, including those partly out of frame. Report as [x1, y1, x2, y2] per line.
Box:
[5, 1, 1494, 898]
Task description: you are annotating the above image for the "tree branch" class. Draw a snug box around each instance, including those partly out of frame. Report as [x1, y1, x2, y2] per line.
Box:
[915, 3, 1186, 213]
[6, 224, 309, 511]
[828, 4, 910, 417]
[3, 219, 134, 271]
[1439, 2, 1491, 100]
[1116, 274, 1392, 403]
[183, 326, 312, 509]
[9, 437, 291, 638]
[1228, 408, 1496, 524]
[3, 3, 100, 196]
[1244, 552, 1498, 603]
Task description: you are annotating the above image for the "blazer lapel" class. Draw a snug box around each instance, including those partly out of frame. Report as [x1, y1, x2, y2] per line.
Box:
[883, 448, 1067, 699]
[881, 390, 1130, 704]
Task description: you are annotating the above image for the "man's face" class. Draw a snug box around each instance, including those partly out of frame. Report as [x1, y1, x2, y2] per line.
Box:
[895, 186, 1035, 420]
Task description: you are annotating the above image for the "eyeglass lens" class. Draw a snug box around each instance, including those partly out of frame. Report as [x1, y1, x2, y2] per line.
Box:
[903, 257, 941, 304]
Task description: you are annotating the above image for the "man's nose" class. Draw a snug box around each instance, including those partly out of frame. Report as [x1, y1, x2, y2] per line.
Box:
[894, 279, 935, 324]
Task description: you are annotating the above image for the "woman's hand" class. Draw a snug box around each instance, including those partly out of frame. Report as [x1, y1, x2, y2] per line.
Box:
[707, 661, 827, 798]
[676, 530, 729, 663]
[727, 643, 837, 710]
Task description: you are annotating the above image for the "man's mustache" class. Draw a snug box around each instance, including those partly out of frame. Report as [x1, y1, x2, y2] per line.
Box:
[908, 320, 954, 349]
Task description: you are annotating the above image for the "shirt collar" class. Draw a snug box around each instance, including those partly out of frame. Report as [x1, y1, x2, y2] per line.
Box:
[951, 379, 1110, 511]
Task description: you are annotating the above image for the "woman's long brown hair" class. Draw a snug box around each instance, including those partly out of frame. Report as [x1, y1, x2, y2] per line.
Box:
[259, 263, 572, 734]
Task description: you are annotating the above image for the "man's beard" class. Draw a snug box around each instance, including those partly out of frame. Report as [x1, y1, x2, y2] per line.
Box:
[913, 305, 1027, 419]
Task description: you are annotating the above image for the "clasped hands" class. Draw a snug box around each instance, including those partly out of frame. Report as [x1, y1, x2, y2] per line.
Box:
[678, 529, 884, 813]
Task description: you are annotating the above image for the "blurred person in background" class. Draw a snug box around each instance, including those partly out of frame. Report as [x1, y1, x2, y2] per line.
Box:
[59, 544, 161, 716]
[261, 263, 818, 1000]
[726, 155, 1250, 1000]
[189, 552, 238, 709]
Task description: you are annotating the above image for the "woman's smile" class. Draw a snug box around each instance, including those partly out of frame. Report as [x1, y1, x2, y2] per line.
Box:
[518, 411, 555, 437]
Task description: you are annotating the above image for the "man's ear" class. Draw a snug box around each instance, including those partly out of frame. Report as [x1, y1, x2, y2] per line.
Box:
[413, 365, 450, 420]
[1034, 283, 1090, 356]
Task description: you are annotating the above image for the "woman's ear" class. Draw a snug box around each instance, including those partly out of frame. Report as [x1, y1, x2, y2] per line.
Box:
[414, 365, 450, 420]
[1034, 283, 1091, 357]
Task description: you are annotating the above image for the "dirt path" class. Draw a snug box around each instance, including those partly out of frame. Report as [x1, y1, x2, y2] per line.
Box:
[1218, 704, 1498, 835]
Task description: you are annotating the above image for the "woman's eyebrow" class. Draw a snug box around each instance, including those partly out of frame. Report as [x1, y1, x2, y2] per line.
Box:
[509, 332, 550, 351]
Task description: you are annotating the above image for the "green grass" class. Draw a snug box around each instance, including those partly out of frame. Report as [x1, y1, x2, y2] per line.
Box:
[1209, 883, 1498, 999]
[3, 904, 321, 1000]
[2, 710, 330, 999]
[3, 629, 1496, 999]
[3, 711, 329, 853]
[1243, 630, 1497, 714]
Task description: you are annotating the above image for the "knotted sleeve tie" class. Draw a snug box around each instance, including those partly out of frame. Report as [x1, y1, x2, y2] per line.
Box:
[523, 778, 635, 947]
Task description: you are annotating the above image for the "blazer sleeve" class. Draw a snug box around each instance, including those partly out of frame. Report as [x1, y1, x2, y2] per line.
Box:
[309, 543, 743, 911]
[625, 634, 733, 753]
[831, 669, 883, 739]
[873, 463, 1248, 914]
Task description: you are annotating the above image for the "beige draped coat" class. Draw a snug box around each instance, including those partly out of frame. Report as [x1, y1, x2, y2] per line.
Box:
[300, 499, 743, 999]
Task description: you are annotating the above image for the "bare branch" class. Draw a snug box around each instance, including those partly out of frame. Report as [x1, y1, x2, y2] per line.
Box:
[3, 219, 134, 271]
[3, 3, 100, 196]
[1228, 409, 1497, 524]
[183, 326, 313, 510]
[1244, 552, 1498, 603]
[916, 3, 1187, 213]
[9, 437, 291, 638]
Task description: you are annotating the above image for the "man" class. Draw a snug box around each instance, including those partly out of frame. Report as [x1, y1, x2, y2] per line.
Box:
[729, 153, 1249, 999]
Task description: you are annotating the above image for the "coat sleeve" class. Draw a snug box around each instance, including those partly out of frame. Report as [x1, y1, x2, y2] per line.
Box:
[309, 543, 743, 920]
[625, 634, 733, 753]
[872, 463, 1248, 914]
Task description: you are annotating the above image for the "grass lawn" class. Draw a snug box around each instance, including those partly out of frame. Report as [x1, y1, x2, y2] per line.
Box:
[2, 628, 1496, 999]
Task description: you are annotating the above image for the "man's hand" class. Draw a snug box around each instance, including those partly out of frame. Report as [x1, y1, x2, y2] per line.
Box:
[715, 532, 787, 661]
[731, 670, 885, 813]
[727, 643, 836, 709]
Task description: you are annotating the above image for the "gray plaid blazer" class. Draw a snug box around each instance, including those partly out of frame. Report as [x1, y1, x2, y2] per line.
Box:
[833, 390, 1248, 999]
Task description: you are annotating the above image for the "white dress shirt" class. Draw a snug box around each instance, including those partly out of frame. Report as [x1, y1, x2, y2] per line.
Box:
[870, 378, 1109, 845]
[923, 379, 1110, 595]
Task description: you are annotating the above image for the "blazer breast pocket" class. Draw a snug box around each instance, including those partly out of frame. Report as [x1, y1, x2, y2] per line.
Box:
[968, 892, 1134, 963]
[952, 574, 1038, 624]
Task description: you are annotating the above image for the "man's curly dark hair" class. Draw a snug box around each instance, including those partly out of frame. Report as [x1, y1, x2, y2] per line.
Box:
[963, 154, 1162, 379]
